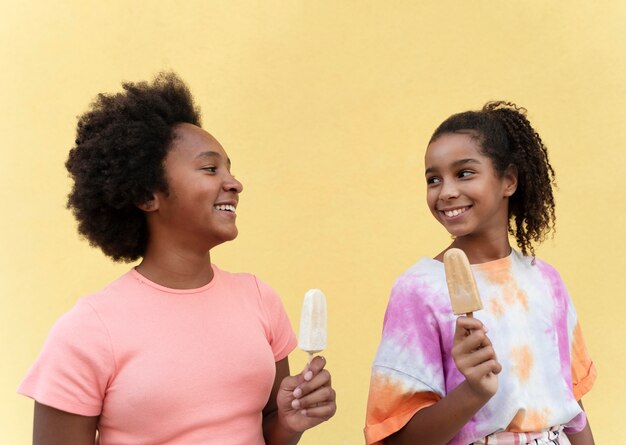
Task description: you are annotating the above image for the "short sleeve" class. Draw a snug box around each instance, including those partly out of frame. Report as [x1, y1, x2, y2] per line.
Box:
[365, 270, 447, 444]
[17, 299, 115, 416]
[365, 367, 440, 444]
[562, 311, 596, 434]
[254, 277, 297, 362]
[569, 319, 597, 400]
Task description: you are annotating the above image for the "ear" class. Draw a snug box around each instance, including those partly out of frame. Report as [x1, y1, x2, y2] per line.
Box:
[136, 195, 159, 212]
[503, 164, 518, 197]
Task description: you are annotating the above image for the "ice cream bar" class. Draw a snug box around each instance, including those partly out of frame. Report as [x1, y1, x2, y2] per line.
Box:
[443, 248, 483, 317]
[298, 289, 327, 363]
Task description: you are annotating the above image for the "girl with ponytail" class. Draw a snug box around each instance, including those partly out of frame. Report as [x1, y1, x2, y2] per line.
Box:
[365, 102, 596, 445]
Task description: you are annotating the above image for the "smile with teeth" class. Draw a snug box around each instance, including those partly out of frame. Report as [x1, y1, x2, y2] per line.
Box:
[442, 206, 469, 218]
[214, 204, 236, 213]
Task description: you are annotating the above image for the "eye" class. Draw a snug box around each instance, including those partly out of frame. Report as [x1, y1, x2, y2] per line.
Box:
[426, 176, 441, 185]
[202, 166, 217, 174]
[458, 170, 474, 179]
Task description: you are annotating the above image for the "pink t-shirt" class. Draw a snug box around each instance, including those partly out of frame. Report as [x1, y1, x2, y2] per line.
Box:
[19, 265, 297, 444]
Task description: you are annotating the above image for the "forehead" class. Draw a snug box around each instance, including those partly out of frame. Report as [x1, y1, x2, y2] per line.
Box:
[425, 132, 486, 166]
[168, 123, 229, 161]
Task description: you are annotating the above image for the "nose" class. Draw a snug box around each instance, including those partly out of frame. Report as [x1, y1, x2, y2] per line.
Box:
[223, 173, 243, 194]
[439, 179, 459, 200]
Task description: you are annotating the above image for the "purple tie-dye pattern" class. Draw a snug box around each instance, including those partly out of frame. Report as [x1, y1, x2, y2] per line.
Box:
[535, 260, 573, 389]
[367, 252, 592, 445]
[455, 419, 480, 445]
[564, 411, 587, 435]
[382, 265, 450, 369]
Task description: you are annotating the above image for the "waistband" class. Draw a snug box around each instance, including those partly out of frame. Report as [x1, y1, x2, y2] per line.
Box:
[473, 425, 570, 445]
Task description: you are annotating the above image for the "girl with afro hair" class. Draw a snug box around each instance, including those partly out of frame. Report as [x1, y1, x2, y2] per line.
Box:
[19, 72, 336, 444]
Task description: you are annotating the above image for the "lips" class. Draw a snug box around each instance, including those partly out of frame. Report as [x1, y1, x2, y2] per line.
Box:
[213, 204, 237, 213]
[440, 206, 470, 218]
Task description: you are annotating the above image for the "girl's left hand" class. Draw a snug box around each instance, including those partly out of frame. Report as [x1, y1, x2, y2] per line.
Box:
[276, 356, 337, 432]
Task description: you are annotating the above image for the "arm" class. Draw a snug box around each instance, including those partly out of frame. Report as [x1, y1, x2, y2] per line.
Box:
[262, 356, 336, 445]
[567, 400, 595, 445]
[388, 316, 501, 445]
[34, 401, 98, 445]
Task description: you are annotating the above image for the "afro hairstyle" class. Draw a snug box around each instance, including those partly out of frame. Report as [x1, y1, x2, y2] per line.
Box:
[65, 71, 201, 262]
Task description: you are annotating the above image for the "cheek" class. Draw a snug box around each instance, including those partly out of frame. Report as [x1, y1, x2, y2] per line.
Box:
[426, 190, 438, 209]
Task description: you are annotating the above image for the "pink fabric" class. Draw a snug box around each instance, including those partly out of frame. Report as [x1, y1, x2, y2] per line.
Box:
[19, 265, 297, 445]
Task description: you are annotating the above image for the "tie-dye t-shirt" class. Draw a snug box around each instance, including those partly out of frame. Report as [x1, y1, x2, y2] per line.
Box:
[365, 250, 596, 445]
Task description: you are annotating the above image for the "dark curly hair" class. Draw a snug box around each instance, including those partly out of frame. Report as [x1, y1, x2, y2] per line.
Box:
[429, 101, 556, 257]
[65, 72, 201, 262]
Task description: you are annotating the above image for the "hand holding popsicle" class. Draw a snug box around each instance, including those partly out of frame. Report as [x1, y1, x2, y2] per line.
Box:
[444, 248, 501, 399]
[452, 316, 501, 398]
[273, 289, 335, 433]
[275, 356, 336, 433]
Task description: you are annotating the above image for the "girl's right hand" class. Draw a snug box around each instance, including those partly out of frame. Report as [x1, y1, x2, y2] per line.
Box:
[451, 316, 502, 400]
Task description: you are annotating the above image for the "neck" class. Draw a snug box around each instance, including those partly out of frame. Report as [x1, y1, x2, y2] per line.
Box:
[440, 232, 512, 264]
[136, 244, 214, 290]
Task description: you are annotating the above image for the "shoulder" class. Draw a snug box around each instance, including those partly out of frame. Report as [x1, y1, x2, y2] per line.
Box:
[213, 264, 267, 291]
[213, 265, 282, 305]
[395, 256, 444, 283]
[39, 289, 117, 372]
[49, 298, 104, 339]
[512, 251, 565, 286]
[391, 257, 446, 298]
[510, 252, 573, 311]
[79, 269, 141, 304]
[510, 249, 554, 271]
[48, 269, 156, 338]
[213, 266, 294, 346]
[384, 257, 448, 317]
[54, 271, 137, 330]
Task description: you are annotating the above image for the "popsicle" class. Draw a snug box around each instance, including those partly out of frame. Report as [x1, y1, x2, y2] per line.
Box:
[443, 248, 483, 317]
[298, 289, 327, 363]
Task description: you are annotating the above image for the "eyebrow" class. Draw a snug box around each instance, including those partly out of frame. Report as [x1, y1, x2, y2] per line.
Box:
[196, 151, 232, 167]
[425, 158, 481, 174]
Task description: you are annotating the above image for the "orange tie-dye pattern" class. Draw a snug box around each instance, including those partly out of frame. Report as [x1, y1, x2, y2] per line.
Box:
[503, 285, 516, 306]
[484, 266, 510, 286]
[483, 266, 529, 312]
[366, 253, 597, 444]
[515, 289, 529, 311]
[570, 322, 597, 400]
[510, 345, 533, 382]
[489, 298, 504, 317]
[365, 373, 440, 444]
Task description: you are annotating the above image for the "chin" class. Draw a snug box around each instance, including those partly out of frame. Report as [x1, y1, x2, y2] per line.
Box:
[442, 225, 471, 239]
[221, 229, 239, 242]
[206, 230, 239, 250]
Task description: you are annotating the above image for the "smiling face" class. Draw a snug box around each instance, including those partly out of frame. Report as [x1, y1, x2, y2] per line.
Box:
[145, 123, 243, 252]
[424, 132, 517, 243]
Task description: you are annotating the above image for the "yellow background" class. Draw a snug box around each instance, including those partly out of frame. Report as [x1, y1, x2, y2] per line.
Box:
[1, 1, 624, 443]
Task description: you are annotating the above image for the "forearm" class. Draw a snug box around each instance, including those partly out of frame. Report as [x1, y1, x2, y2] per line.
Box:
[262, 411, 303, 445]
[388, 381, 490, 445]
[567, 401, 594, 445]
[567, 422, 594, 445]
